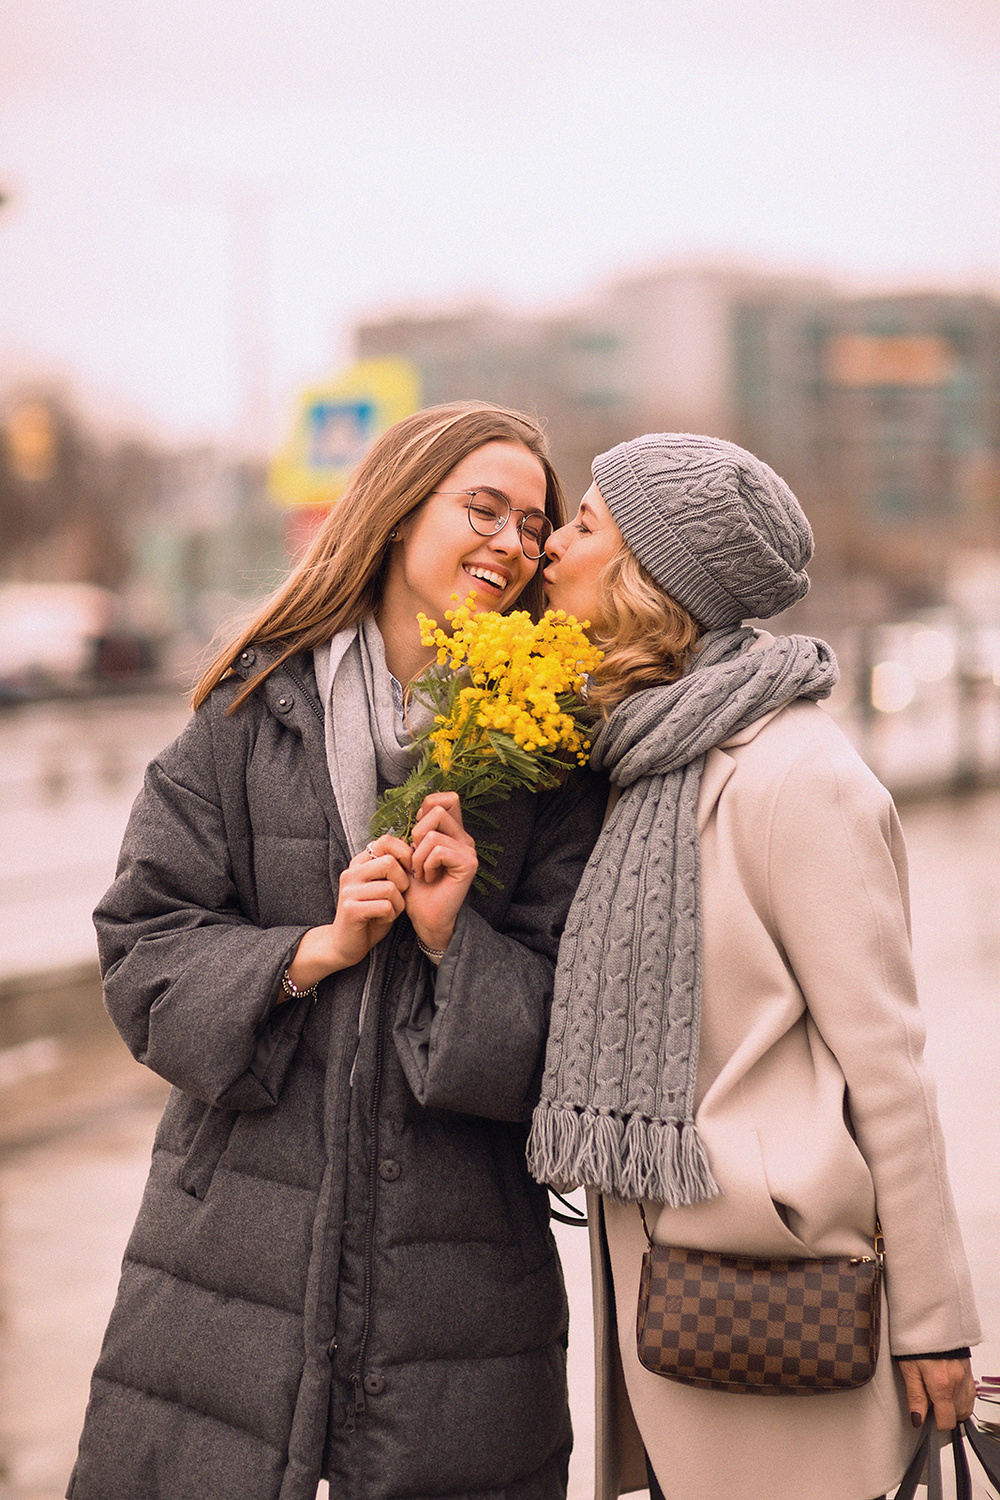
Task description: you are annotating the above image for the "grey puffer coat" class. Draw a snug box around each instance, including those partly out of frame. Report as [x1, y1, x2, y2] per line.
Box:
[67, 647, 606, 1500]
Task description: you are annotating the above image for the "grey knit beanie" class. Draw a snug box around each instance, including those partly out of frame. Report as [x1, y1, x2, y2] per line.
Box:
[591, 432, 813, 627]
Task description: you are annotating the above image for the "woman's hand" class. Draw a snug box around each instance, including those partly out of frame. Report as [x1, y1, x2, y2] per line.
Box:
[405, 791, 478, 957]
[282, 835, 412, 992]
[897, 1356, 977, 1431]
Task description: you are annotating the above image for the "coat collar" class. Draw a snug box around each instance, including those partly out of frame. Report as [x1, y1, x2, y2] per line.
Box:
[696, 633, 787, 829]
[230, 642, 351, 859]
[230, 644, 324, 730]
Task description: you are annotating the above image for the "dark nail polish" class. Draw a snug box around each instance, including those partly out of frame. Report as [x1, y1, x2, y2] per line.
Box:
[911, 1412, 923, 1428]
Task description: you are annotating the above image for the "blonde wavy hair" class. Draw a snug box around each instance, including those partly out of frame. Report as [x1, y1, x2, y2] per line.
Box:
[586, 543, 704, 714]
[193, 402, 566, 713]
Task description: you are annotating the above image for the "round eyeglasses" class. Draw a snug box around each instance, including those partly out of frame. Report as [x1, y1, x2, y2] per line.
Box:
[433, 490, 553, 561]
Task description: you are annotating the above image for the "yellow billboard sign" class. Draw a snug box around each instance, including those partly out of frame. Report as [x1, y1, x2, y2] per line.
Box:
[268, 358, 420, 508]
[826, 335, 956, 388]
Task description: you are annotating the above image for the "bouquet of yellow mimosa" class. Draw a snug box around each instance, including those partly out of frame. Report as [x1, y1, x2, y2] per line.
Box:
[368, 596, 602, 863]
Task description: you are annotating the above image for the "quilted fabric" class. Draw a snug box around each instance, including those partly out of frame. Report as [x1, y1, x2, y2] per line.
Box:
[67, 647, 607, 1500]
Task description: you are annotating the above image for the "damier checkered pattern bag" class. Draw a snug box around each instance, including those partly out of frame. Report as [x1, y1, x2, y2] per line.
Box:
[636, 1216, 883, 1395]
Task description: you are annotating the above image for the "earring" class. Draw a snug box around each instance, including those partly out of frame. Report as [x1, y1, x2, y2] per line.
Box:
[389, 529, 399, 541]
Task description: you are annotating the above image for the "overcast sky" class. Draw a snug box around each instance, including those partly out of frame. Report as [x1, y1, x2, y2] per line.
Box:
[1, 0, 998, 448]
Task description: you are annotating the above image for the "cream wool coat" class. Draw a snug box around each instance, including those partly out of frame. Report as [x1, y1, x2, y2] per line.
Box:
[590, 683, 980, 1500]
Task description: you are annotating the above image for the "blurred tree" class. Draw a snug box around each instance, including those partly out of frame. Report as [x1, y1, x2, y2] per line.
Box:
[0, 390, 165, 588]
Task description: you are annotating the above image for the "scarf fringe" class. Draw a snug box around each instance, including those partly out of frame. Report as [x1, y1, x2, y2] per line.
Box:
[527, 1100, 719, 1207]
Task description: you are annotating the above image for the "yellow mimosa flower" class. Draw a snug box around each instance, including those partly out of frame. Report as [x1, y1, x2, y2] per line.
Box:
[369, 595, 603, 851]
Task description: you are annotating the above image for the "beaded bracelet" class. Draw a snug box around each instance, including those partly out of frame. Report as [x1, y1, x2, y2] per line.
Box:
[416, 937, 446, 963]
[281, 968, 318, 1003]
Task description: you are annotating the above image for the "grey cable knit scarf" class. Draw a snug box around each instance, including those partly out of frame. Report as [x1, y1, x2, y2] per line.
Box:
[527, 626, 839, 1205]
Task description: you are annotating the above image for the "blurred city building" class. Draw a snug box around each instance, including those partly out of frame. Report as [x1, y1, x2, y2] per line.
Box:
[3, 259, 1000, 700]
[354, 264, 1000, 627]
[356, 302, 629, 507]
[731, 287, 1000, 621]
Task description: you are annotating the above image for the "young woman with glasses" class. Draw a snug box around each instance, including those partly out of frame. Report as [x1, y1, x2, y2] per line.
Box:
[67, 403, 606, 1500]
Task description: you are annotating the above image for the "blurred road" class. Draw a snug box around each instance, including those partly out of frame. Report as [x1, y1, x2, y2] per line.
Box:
[0, 694, 191, 982]
[2, 683, 997, 987]
[0, 714, 998, 1497]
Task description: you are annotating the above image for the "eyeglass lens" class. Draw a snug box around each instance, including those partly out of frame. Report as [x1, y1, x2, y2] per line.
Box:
[466, 492, 552, 558]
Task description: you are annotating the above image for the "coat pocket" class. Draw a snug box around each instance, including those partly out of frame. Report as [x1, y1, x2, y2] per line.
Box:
[178, 1105, 238, 1200]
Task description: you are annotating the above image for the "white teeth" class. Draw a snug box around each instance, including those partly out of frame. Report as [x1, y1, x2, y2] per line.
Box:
[465, 566, 506, 589]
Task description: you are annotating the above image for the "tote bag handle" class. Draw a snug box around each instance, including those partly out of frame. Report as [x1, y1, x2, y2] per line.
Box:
[893, 1414, 1000, 1500]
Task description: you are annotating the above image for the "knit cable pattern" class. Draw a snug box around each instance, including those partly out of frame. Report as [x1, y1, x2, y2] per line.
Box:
[592, 434, 813, 629]
[527, 627, 839, 1204]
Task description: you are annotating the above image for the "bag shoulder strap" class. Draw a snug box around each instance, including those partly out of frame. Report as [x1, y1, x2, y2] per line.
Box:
[548, 1188, 588, 1228]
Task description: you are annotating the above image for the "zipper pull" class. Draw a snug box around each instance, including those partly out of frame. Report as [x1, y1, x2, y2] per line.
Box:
[345, 1376, 365, 1433]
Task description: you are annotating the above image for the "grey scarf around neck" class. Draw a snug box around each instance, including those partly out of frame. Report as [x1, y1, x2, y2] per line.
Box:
[313, 615, 433, 854]
[526, 626, 839, 1206]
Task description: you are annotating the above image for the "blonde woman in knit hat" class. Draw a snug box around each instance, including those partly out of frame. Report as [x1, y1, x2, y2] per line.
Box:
[527, 434, 979, 1500]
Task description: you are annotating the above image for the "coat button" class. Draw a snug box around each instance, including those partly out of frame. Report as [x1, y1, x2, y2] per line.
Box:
[275, 694, 294, 714]
[378, 1159, 401, 1182]
[239, 647, 256, 665]
[363, 1373, 386, 1396]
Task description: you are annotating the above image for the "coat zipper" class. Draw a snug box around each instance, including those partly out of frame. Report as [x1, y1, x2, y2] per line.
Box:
[280, 652, 398, 1433]
[283, 661, 326, 728]
[345, 932, 399, 1434]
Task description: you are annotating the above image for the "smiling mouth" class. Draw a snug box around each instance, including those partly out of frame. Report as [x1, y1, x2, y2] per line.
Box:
[463, 564, 508, 593]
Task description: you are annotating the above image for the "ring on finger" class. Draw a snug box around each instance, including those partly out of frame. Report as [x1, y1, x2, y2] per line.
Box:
[365, 843, 377, 858]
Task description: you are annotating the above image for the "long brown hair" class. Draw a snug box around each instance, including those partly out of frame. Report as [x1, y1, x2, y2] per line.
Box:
[193, 402, 566, 712]
[586, 543, 704, 714]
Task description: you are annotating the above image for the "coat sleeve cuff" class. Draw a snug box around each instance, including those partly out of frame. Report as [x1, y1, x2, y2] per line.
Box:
[894, 1348, 972, 1361]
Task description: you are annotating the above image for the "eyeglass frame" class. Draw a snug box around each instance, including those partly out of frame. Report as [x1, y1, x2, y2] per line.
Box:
[431, 489, 553, 561]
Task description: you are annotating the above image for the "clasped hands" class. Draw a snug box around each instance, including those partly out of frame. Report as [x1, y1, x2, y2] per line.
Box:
[283, 792, 478, 993]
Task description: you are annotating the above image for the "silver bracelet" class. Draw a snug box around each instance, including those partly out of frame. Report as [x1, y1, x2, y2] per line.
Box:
[416, 937, 446, 963]
[281, 968, 318, 1002]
